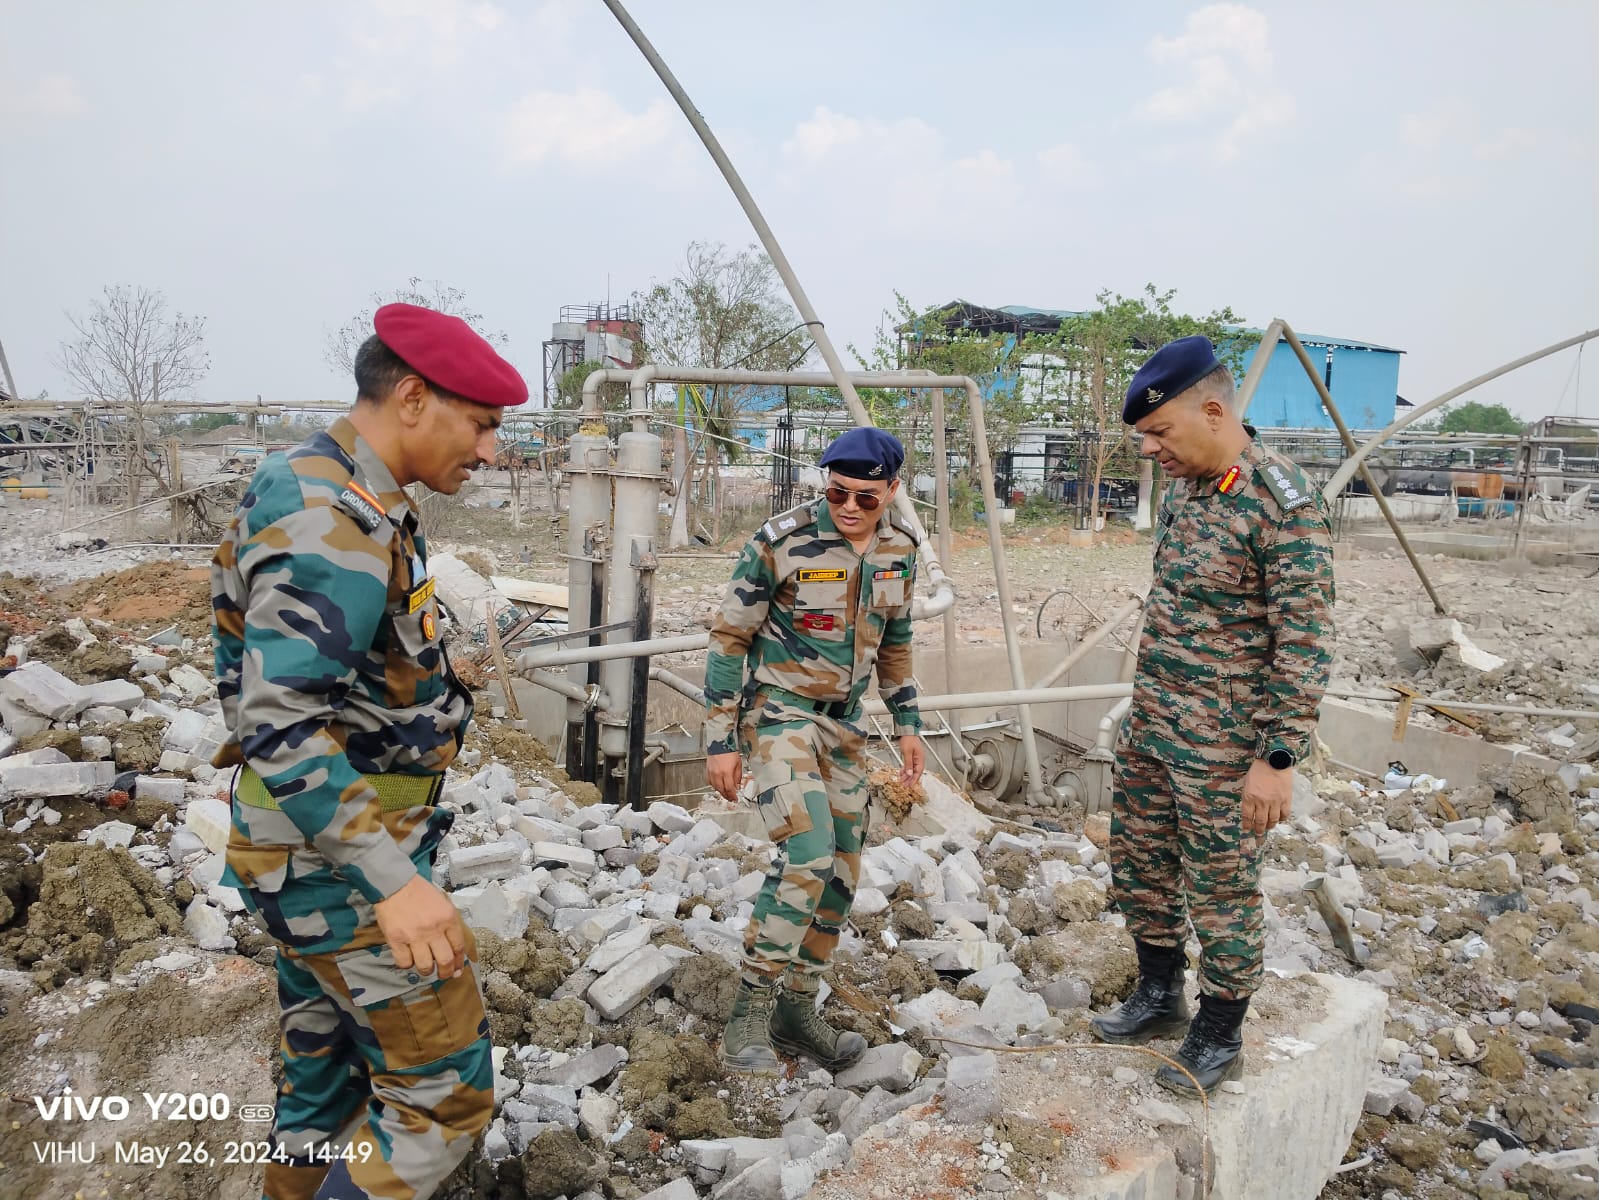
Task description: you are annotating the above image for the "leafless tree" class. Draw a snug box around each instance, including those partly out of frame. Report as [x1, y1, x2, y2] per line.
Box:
[324, 277, 508, 379]
[634, 242, 809, 546]
[56, 284, 209, 515]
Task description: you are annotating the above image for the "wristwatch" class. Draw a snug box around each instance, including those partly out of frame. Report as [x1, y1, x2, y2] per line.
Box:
[1266, 748, 1295, 771]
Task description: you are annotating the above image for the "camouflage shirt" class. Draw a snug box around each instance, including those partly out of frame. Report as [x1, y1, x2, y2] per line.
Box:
[210, 417, 471, 906]
[703, 499, 921, 755]
[1125, 436, 1335, 767]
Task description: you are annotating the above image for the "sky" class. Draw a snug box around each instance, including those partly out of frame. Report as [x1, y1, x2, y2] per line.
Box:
[3, 0, 1596, 421]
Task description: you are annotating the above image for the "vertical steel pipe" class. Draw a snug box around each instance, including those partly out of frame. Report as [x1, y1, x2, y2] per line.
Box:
[962, 379, 1047, 805]
[564, 431, 611, 780]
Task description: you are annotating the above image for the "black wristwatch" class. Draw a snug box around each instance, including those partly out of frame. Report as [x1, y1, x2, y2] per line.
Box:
[1266, 748, 1295, 771]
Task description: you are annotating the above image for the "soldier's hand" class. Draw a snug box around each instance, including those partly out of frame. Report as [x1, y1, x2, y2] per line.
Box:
[1241, 759, 1293, 835]
[898, 735, 925, 787]
[374, 875, 468, 979]
[707, 751, 746, 803]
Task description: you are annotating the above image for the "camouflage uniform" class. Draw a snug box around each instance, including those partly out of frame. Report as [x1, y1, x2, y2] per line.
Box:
[211, 416, 491, 1200]
[1112, 436, 1334, 999]
[705, 498, 921, 990]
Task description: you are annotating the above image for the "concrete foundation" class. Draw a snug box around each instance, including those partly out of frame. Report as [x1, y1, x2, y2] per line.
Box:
[1317, 697, 1560, 782]
[817, 971, 1386, 1200]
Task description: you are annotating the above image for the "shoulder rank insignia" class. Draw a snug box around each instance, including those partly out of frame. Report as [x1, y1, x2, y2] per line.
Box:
[1259, 461, 1315, 512]
[1217, 465, 1244, 496]
[336, 480, 386, 533]
[761, 503, 816, 543]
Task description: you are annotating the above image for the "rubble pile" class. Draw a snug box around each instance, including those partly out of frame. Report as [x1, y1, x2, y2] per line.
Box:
[2, 552, 1598, 1198]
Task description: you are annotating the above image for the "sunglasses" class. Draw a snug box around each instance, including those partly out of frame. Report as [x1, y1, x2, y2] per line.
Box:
[825, 484, 887, 511]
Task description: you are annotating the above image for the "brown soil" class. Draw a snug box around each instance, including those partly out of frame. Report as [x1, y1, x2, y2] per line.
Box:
[57, 561, 213, 632]
[0, 959, 276, 1200]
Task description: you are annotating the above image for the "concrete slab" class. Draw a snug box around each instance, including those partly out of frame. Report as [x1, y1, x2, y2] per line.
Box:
[1318, 697, 1560, 782]
[818, 972, 1385, 1200]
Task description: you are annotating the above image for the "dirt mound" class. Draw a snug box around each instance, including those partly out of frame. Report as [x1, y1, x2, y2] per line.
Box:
[58, 561, 212, 631]
[0, 842, 184, 987]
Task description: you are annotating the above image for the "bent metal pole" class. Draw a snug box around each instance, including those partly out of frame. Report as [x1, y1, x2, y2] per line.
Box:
[601, 0, 1048, 803]
[1323, 327, 1599, 501]
[1281, 323, 1448, 616]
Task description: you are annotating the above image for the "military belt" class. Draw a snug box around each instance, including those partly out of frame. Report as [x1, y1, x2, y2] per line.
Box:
[235, 766, 443, 812]
[761, 688, 859, 722]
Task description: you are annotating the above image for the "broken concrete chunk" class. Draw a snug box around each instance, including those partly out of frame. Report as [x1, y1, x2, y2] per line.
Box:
[1, 660, 92, 721]
[940, 1050, 1000, 1123]
[1, 759, 115, 801]
[586, 945, 677, 1020]
[833, 1043, 923, 1093]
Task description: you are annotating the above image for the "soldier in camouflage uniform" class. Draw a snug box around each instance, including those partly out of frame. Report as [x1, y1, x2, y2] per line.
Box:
[704, 426, 925, 1074]
[211, 304, 526, 1199]
[1088, 336, 1335, 1097]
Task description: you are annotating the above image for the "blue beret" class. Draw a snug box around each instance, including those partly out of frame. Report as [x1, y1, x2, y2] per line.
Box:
[819, 427, 904, 480]
[1122, 335, 1223, 425]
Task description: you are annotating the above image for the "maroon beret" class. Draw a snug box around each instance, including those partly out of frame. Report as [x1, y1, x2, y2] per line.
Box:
[372, 302, 528, 408]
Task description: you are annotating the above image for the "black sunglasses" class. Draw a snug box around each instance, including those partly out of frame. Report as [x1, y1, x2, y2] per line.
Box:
[824, 485, 887, 511]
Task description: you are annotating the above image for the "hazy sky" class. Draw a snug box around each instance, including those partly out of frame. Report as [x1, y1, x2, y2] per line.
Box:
[3, 1, 1595, 420]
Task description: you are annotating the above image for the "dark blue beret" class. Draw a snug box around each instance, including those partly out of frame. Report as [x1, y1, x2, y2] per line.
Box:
[819, 427, 904, 481]
[1123, 335, 1223, 424]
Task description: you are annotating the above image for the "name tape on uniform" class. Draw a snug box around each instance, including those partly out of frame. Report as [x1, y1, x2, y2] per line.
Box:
[796, 568, 847, 583]
[407, 576, 436, 613]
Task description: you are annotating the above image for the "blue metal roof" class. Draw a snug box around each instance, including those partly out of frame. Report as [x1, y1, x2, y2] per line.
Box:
[996, 305, 1403, 355]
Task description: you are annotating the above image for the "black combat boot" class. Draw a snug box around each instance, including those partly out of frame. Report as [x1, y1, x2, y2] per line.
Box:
[1089, 940, 1191, 1044]
[1155, 993, 1248, 1097]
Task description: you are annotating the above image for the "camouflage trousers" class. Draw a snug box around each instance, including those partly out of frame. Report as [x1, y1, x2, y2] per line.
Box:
[1108, 749, 1264, 999]
[248, 903, 493, 1200]
[738, 694, 871, 992]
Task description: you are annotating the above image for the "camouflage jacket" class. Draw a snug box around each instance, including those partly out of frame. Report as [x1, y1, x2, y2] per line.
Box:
[210, 417, 471, 905]
[1125, 436, 1335, 767]
[703, 499, 921, 755]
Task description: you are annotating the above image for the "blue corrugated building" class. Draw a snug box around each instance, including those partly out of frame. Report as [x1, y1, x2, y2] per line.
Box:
[966, 303, 1405, 432]
[1232, 331, 1404, 430]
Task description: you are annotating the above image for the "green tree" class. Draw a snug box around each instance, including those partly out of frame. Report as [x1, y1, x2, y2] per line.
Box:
[554, 360, 628, 411]
[633, 241, 810, 547]
[1027, 286, 1251, 524]
[1436, 401, 1523, 435]
[185, 411, 242, 434]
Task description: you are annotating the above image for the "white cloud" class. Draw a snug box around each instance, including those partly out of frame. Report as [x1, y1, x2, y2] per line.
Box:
[0, 74, 89, 126]
[1136, 4, 1295, 161]
[335, 0, 511, 111]
[778, 106, 1021, 236]
[1474, 128, 1540, 160]
[1399, 102, 1472, 150]
[1036, 142, 1103, 190]
[501, 88, 684, 169]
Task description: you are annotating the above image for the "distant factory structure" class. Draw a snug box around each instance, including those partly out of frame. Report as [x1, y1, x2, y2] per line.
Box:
[540, 302, 644, 407]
